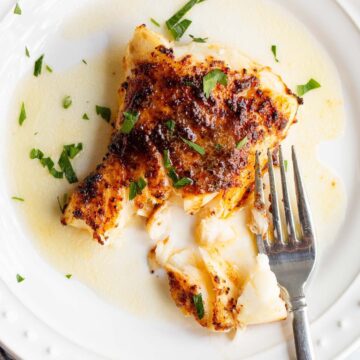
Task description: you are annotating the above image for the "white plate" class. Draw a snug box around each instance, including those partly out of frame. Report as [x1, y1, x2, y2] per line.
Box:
[0, 0, 359, 359]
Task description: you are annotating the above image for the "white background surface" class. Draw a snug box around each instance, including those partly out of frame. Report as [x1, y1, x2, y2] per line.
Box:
[0, 0, 359, 359]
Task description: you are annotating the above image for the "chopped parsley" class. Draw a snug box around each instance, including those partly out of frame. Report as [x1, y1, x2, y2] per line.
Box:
[166, 0, 204, 40]
[192, 293, 204, 319]
[181, 137, 205, 155]
[82, 59, 87, 65]
[284, 160, 288, 172]
[82, 113, 89, 120]
[271, 45, 279, 63]
[189, 34, 208, 43]
[11, 196, 24, 202]
[14, 3, 21, 15]
[62, 96, 72, 109]
[57, 193, 68, 213]
[46, 64, 53, 73]
[215, 143, 223, 151]
[150, 18, 161, 27]
[65, 274, 72, 279]
[25, 46, 30, 58]
[165, 119, 175, 133]
[16, 274, 25, 283]
[18, 102, 26, 126]
[203, 69, 227, 98]
[96, 105, 111, 123]
[296, 78, 321, 96]
[173, 177, 193, 188]
[64, 143, 83, 159]
[121, 110, 139, 134]
[33, 55, 44, 77]
[129, 177, 147, 200]
[30, 144, 82, 183]
[163, 149, 172, 169]
[236, 137, 248, 149]
[168, 167, 179, 183]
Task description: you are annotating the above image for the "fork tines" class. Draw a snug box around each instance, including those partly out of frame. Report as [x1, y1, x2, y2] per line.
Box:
[254, 146, 315, 250]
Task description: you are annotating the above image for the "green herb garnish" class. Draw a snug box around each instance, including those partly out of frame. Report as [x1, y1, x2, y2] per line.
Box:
[168, 168, 179, 183]
[18, 102, 26, 126]
[296, 78, 321, 96]
[57, 193, 68, 213]
[25, 47, 30, 58]
[65, 274, 72, 279]
[46, 64, 53, 73]
[14, 3, 21, 15]
[11, 196, 24, 202]
[64, 143, 83, 159]
[62, 96, 72, 109]
[215, 143, 223, 151]
[271, 45, 279, 63]
[284, 160, 288, 172]
[129, 177, 147, 200]
[121, 111, 139, 134]
[166, 0, 204, 40]
[30, 148, 64, 179]
[82, 113, 89, 120]
[16, 274, 25, 283]
[150, 18, 160, 27]
[165, 119, 175, 133]
[193, 293, 204, 319]
[163, 149, 172, 169]
[33, 54, 44, 77]
[181, 137, 205, 155]
[173, 177, 193, 188]
[203, 69, 227, 98]
[168, 19, 192, 41]
[236, 137, 248, 149]
[58, 150, 77, 184]
[96, 105, 111, 123]
[82, 59, 87, 64]
[189, 34, 208, 43]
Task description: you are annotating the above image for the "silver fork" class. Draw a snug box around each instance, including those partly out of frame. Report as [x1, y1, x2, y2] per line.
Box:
[254, 146, 316, 360]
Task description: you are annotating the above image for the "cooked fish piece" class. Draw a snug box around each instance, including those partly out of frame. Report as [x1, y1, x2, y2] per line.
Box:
[151, 240, 286, 331]
[61, 25, 300, 244]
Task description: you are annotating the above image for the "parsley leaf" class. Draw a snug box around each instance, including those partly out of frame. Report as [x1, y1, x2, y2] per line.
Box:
[18, 102, 26, 126]
[150, 18, 160, 27]
[64, 143, 83, 159]
[82, 113, 89, 120]
[173, 177, 193, 188]
[129, 177, 147, 200]
[65, 274, 72, 279]
[165, 119, 175, 133]
[181, 137, 205, 155]
[166, 0, 204, 40]
[14, 3, 21, 15]
[11, 196, 24, 202]
[193, 293, 204, 319]
[96, 105, 111, 122]
[236, 137, 248, 149]
[296, 78, 321, 96]
[62, 96, 72, 109]
[16, 274, 25, 283]
[169, 19, 192, 41]
[82, 59, 87, 64]
[203, 69, 227, 97]
[189, 34, 208, 43]
[30, 148, 64, 179]
[34, 54, 44, 77]
[46, 64, 53, 73]
[25, 46, 30, 58]
[163, 149, 172, 169]
[168, 168, 179, 183]
[58, 150, 77, 184]
[121, 111, 139, 134]
[271, 45, 279, 63]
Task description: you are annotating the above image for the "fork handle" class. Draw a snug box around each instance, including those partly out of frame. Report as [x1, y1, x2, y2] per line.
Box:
[291, 297, 315, 360]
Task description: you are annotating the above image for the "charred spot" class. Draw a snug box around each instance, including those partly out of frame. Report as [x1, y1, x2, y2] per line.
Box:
[156, 45, 174, 58]
[78, 173, 103, 203]
[73, 208, 83, 219]
[233, 76, 258, 93]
